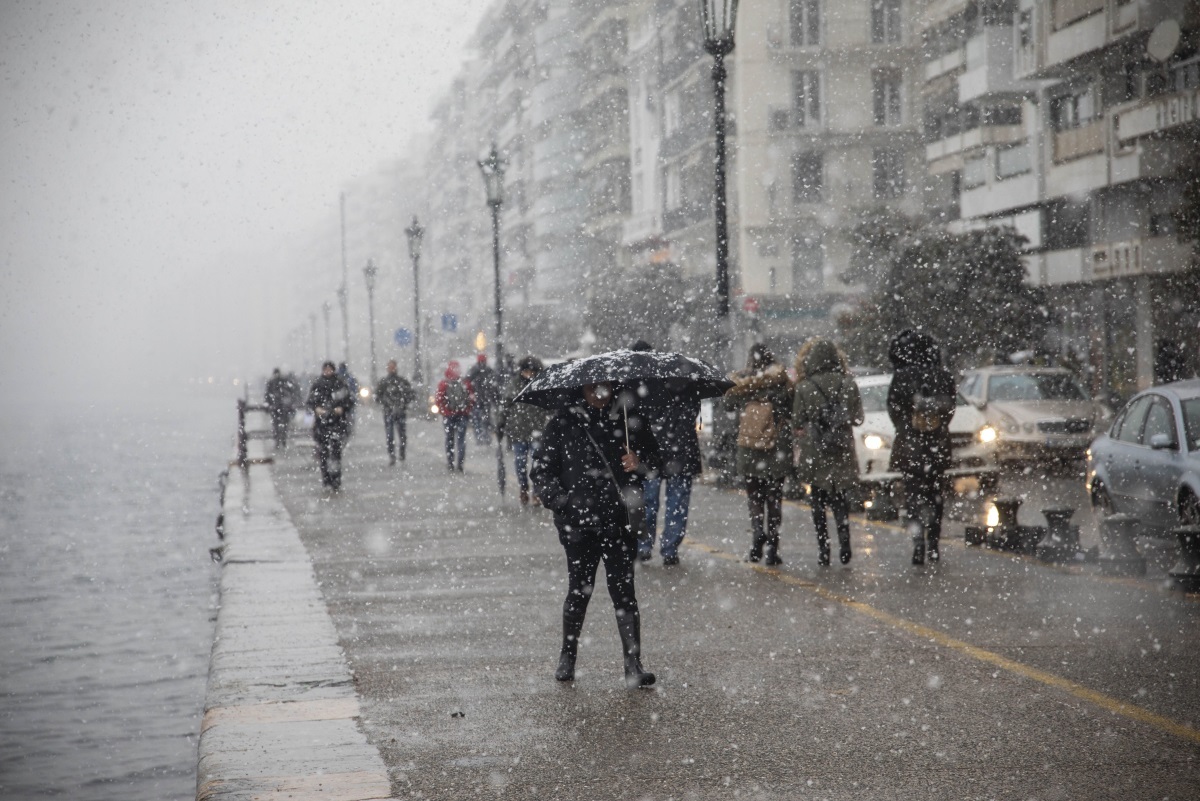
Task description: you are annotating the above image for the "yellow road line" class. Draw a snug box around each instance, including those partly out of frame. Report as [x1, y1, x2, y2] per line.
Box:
[687, 540, 1200, 746]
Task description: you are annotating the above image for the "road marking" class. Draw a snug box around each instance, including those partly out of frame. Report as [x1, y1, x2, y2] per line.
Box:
[688, 541, 1200, 746]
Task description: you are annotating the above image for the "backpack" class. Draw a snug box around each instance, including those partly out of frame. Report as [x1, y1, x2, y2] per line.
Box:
[737, 400, 779, 450]
[442, 379, 470, 414]
[809, 381, 853, 451]
[911, 391, 953, 432]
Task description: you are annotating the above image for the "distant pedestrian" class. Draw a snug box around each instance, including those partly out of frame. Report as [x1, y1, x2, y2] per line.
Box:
[726, 344, 793, 565]
[496, 355, 551, 506]
[337, 363, 360, 442]
[630, 341, 702, 567]
[264, 367, 297, 449]
[307, 361, 354, 490]
[467, 354, 498, 444]
[435, 360, 475, 471]
[375, 359, 415, 465]
[887, 330, 957, 565]
[791, 338, 864, 566]
[530, 381, 657, 688]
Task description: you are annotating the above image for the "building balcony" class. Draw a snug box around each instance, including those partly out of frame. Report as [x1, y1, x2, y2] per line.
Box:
[924, 45, 965, 81]
[622, 211, 663, 246]
[1039, 0, 1198, 78]
[663, 203, 711, 235]
[925, 124, 1025, 162]
[958, 26, 1036, 102]
[920, 0, 971, 29]
[1115, 83, 1200, 144]
[1052, 120, 1105, 163]
[1090, 236, 1192, 280]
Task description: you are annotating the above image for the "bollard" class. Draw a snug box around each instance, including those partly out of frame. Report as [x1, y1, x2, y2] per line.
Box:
[1035, 507, 1082, 563]
[1167, 525, 1200, 591]
[1097, 513, 1146, 576]
[985, 497, 1025, 552]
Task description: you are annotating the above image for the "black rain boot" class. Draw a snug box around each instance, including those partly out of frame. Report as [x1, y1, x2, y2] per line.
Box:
[816, 533, 830, 566]
[912, 534, 925, 566]
[838, 528, 852, 565]
[764, 505, 783, 566]
[765, 537, 783, 566]
[747, 519, 766, 563]
[927, 533, 940, 563]
[616, 611, 655, 689]
[556, 609, 584, 682]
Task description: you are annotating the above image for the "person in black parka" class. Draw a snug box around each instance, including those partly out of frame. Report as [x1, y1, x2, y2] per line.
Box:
[307, 361, 355, 490]
[530, 381, 659, 689]
[887, 330, 957, 565]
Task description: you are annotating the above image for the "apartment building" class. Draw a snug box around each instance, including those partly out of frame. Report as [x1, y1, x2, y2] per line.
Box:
[918, 0, 1199, 393]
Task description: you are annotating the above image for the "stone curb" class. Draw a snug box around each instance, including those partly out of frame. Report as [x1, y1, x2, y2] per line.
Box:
[195, 464, 394, 801]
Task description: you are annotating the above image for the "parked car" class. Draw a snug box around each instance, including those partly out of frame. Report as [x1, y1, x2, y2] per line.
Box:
[1086, 379, 1200, 535]
[956, 366, 1111, 465]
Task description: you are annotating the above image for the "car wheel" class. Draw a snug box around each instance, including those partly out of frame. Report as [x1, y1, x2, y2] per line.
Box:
[1181, 491, 1200, 527]
[1091, 480, 1114, 516]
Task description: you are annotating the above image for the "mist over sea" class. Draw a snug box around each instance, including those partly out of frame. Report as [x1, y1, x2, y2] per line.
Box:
[0, 390, 237, 799]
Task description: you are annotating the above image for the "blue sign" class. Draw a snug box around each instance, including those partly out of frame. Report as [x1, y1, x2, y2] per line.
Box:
[393, 328, 412, 347]
[441, 313, 458, 332]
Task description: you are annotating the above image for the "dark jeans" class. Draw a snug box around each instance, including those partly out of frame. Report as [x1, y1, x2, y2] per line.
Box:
[810, 486, 850, 544]
[512, 441, 532, 493]
[746, 476, 783, 543]
[443, 415, 468, 469]
[313, 426, 343, 488]
[641, 475, 693, 559]
[471, 404, 492, 444]
[383, 410, 407, 460]
[559, 525, 640, 652]
[270, 409, 291, 448]
[904, 470, 945, 544]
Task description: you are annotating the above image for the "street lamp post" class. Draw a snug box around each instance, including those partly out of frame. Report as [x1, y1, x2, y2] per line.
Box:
[478, 142, 507, 496]
[700, 0, 739, 355]
[321, 300, 332, 360]
[363, 259, 379, 387]
[405, 216, 425, 388]
[339, 191, 350, 365]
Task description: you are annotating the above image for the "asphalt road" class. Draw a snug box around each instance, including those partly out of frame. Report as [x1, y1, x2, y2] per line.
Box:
[271, 410, 1200, 800]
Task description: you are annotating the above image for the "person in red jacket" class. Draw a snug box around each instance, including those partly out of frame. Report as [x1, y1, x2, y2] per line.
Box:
[435, 360, 475, 471]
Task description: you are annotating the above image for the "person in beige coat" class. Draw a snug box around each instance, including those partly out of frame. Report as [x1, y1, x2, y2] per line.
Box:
[792, 338, 864, 565]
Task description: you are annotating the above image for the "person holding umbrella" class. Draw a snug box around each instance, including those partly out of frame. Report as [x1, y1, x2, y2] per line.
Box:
[530, 380, 660, 688]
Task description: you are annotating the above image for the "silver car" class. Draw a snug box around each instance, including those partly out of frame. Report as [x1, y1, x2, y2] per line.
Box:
[1087, 379, 1200, 534]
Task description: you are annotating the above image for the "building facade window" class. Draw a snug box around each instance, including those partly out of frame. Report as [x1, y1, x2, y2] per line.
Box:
[793, 70, 821, 127]
[792, 152, 824, 203]
[995, 144, 1032, 178]
[790, 0, 821, 46]
[791, 234, 823, 290]
[664, 164, 681, 210]
[873, 149, 906, 197]
[981, 104, 1022, 126]
[962, 154, 989, 189]
[1049, 86, 1096, 131]
[872, 69, 903, 126]
[871, 0, 902, 43]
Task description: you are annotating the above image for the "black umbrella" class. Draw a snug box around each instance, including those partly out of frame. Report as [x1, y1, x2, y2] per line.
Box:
[513, 349, 732, 410]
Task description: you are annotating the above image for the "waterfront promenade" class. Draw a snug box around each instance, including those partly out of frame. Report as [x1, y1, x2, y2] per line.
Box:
[198, 411, 1200, 800]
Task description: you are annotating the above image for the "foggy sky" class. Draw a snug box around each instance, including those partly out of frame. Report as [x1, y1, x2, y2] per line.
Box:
[0, 1, 489, 403]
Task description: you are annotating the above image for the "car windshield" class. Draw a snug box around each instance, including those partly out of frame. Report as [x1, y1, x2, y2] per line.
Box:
[1182, 398, 1200, 450]
[987, 373, 1087, 402]
[859, 384, 889, 414]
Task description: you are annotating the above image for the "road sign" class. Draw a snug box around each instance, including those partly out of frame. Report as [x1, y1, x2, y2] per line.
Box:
[441, 313, 457, 332]
[742, 296, 759, 314]
[393, 328, 412, 347]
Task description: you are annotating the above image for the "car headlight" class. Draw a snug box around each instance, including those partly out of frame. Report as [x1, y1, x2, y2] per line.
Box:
[430, 403, 439, 415]
[359, 387, 371, 400]
[862, 433, 888, 451]
[978, 425, 998, 444]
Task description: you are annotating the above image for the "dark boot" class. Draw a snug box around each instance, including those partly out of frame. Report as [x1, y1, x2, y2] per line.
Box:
[927, 533, 940, 563]
[616, 611, 655, 689]
[816, 533, 830, 566]
[838, 528, 852, 565]
[764, 504, 783, 566]
[765, 537, 783, 566]
[519, 489, 529, 506]
[747, 519, 766, 562]
[556, 609, 584, 682]
[912, 534, 925, 566]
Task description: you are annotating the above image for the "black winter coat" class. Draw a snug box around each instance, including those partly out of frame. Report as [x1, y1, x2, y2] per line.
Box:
[307, 374, 354, 435]
[531, 403, 660, 534]
[887, 332, 956, 478]
[646, 379, 702, 478]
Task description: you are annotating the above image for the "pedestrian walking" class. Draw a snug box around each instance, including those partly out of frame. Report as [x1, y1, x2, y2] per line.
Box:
[791, 338, 864, 566]
[374, 359, 415, 465]
[629, 341, 702, 567]
[307, 361, 354, 490]
[264, 367, 297, 449]
[530, 381, 658, 688]
[467, 354, 498, 445]
[726, 344, 793, 565]
[495, 355, 551, 506]
[435, 360, 474, 471]
[887, 330, 957, 565]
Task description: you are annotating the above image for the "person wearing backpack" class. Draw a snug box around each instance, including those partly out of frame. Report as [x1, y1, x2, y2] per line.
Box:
[435, 360, 475, 472]
[375, 359, 415, 465]
[725, 344, 793, 565]
[887, 330, 957, 565]
[792, 338, 864, 566]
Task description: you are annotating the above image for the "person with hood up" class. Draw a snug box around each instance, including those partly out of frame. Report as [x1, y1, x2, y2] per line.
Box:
[435, 360, 475, 471]
[467, 354, 499, 444]
[887, 330, 957, 565]
[530, 381, 659, 688]
[791, 338, 864, 566]
[495, 355, 552, 506]
[725, 344, 793, 565]
[306, 361, 354, 490]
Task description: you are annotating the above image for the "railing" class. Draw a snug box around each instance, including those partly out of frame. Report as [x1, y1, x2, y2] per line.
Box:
[1053, 120, 1105, 162]
[235, 398, 276, 470]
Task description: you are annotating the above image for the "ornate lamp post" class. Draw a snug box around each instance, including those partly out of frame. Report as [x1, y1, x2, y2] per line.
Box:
[700, 0, 739, 342]
[338, 191, 350, 365]
[405, 216, 425, 388]
[478, 142, 507, 496]
[363, 259, 379, 387]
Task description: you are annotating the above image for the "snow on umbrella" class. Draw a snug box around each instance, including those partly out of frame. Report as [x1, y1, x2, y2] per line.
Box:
[513, 348, 732, 409]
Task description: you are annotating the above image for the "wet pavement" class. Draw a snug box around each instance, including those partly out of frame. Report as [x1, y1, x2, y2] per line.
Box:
[213, 409, 1200, 799]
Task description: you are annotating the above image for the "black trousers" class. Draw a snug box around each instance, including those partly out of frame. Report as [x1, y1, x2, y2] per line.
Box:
[383, 411, 407, 459]
[314, 426, 344, 488]
[745, 476, 783, 541]
[810, 486, 850, 543]
[558, 525, 640, 651]
[904, 470, 945, 544]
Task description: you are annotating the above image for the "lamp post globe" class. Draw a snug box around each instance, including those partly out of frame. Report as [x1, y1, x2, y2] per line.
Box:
[405, 215, 425, 387]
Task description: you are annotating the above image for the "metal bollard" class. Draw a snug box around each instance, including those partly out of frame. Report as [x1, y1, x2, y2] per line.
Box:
[1167, 525, 1200, 591]
[1035, 507, 1082, 563]
[1097, 513, 1146, 576]
[986, 497, 1026, 552]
